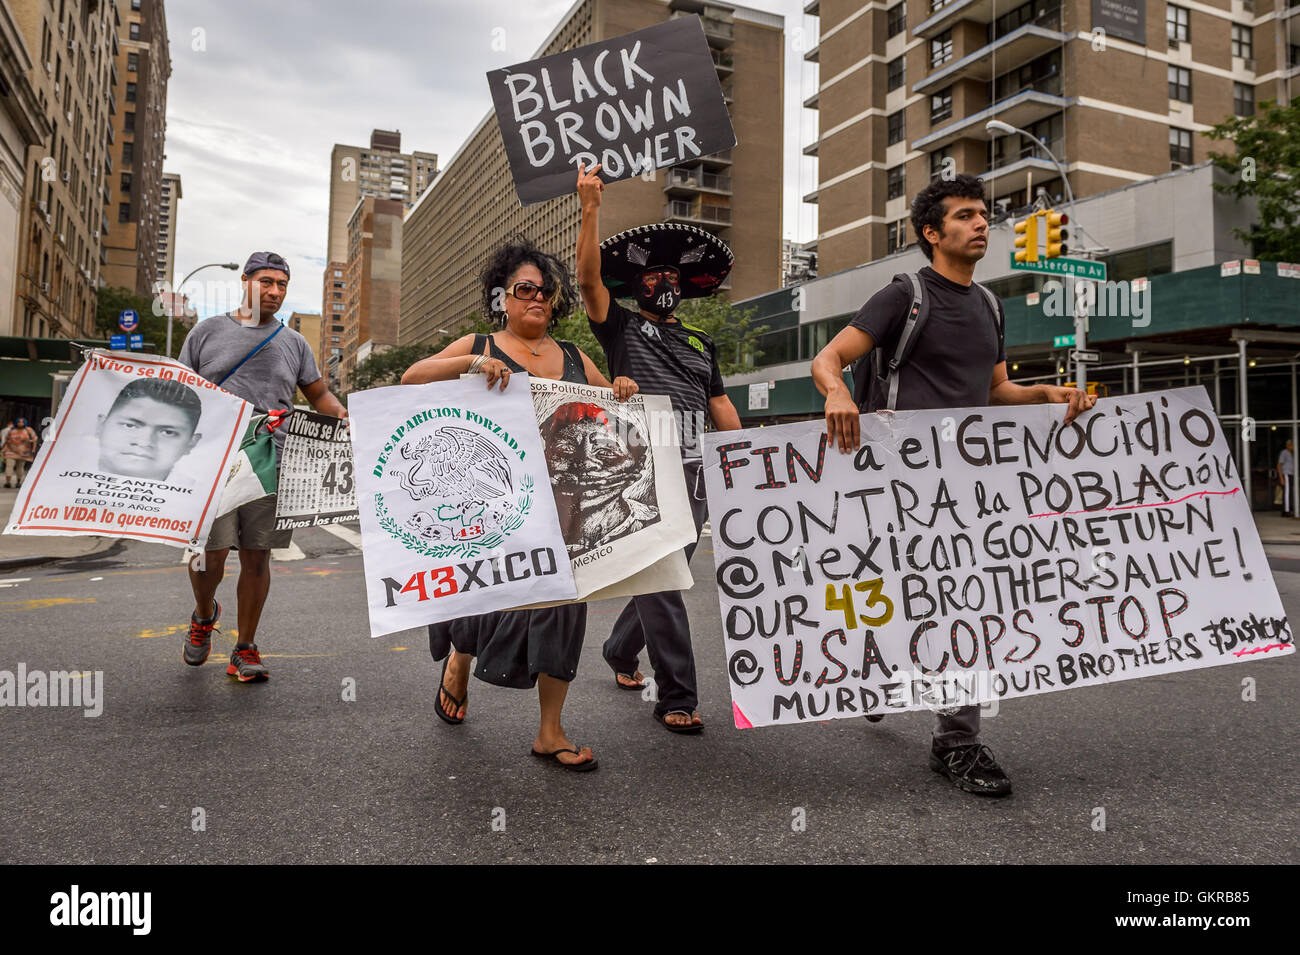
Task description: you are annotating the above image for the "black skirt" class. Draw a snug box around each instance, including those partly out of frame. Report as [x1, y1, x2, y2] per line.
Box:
[427, 604, 587, 689]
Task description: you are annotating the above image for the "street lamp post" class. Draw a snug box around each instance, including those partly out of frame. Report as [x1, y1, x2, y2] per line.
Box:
[169, 262, 239, 357]
[985, 120, 1090, 392]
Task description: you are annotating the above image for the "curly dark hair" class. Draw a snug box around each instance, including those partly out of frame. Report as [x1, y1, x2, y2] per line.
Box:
[478, 235, 577, 328]
[910, 173, 987, 261]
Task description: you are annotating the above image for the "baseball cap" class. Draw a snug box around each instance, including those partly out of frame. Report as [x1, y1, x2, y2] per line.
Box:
[243, 251, 291, 279]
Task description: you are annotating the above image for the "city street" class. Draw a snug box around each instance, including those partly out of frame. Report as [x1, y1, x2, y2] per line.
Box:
[1, 523, 1296, 865]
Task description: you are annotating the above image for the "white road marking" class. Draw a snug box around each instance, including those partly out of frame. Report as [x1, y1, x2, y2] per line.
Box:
[272, 541, 306, 561]
[318, 523, 363, 549]
[0, 578, 31, 588]
[90, 576, 104, 581]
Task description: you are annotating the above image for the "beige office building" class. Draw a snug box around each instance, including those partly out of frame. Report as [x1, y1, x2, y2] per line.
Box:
[399, 0, 785, 346]
[101, 0, 169, 297]
[9, 0, 120, 339]
[288, 310, 324, 373]
[0, 1, 51, 337]
[803, 0, 1300, 275]
[321, 260, 347, 392]
[154, 168, 178, 286]
[325, 129, 435, 266]
[340, 196, 402, 390]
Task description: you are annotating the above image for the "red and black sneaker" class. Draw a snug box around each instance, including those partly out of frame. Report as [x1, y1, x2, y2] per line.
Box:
[183, 600, 220, 666]
[227, 644, 269, 682]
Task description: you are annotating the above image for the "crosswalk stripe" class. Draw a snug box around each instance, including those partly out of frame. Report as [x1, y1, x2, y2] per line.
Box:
[272, 541, 306, 561]
[318, 523, 363, 549]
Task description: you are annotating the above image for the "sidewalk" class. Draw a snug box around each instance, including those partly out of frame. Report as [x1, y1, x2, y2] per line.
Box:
[1254, 511, 1300, 545]
[0, 486, 115, 569]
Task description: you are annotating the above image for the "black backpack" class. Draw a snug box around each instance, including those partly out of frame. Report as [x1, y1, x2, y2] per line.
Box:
[851, 271, 1003, 412]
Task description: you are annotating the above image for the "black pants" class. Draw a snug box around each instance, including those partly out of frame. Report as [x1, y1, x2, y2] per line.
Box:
[602, 460, 708, 718]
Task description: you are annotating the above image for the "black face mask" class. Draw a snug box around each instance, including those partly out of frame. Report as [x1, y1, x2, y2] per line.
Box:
[638, 286, 680, 317]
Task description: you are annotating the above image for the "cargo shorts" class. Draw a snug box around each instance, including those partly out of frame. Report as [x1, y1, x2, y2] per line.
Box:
[205, 495, 292, 552]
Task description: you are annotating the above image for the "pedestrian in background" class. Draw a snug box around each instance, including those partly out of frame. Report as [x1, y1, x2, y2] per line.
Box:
[2, 417, 38, 488]
[1277, 440, 1294, 516]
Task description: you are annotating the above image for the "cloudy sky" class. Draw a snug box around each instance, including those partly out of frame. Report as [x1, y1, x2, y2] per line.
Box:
[162, 0, 819, 320]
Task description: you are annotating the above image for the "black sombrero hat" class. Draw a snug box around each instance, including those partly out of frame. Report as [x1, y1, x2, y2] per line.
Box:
[599, 223, 734, 299]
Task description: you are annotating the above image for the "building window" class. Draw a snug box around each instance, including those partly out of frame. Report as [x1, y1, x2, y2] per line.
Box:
[1167, 66, 1191, 102]
[129, 22, 140, 40]
[1231, 24, 1252, 59]
[122, 142, 133, 163]
[332, 269, 343, 278]
[930, 87, 953, 125]
[132, 0, 141, 8]
[120, 173, 131, 192]
[124, 111, 135, 133]
[126, 82, 136, 103]
[993, 49, 1061, 101]
[1233, 82, 1254, 117]
[887, 55, 905, 92]
[1169, 127, 1193, 168]
[887, 3, 906, 38]
[887, 110, 905, 146]
[332, 303, 344, 312]
[127, 52, 138, 72]
[1166, 5, 1189, 43]
[929, 147, 954, 180]
[118, 202, 130, 222]
[931, 30, 953, 69]
[886, 219, 908, 254]
[887, 165, 906, 200]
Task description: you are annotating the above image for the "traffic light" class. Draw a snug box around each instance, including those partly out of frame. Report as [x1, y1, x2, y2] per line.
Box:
[1013, 212, 1039, 263]
[1044, 210, 1069, 258]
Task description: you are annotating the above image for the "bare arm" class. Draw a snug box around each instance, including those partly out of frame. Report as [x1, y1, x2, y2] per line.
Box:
[401, 335, 476, 385]
[813, 325, 875, 452]
[576, 163, 610, 325]
[577, 348, 638, 401]
[302, 378, 346, 418]
[988, 361, 1095, 424]
[708, 394, 742, 431]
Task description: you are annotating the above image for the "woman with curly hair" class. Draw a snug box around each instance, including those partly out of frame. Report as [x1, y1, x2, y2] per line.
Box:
[402, 236, 638, 772]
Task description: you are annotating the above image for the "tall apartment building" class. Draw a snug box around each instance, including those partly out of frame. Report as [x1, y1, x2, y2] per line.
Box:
[101, 0, 167, 297]
[154, 168, 177, 286]
[321, 260, 347, 392]
[287, 310, 324, 375]
[399, 0, 784, 346]
[9, 0, 120, 339]
[325, 129, 436, 265]
[0, 1, 51, 336]
[803, 0, 1300, 276]
[340, 196, 402, 389]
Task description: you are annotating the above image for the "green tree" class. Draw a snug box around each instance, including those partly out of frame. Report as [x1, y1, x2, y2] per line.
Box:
[94, 286, 190, 358]
[1207, 97, 1300, 261]
[553, 295, 766, 379]
[347, 314, 497, 392]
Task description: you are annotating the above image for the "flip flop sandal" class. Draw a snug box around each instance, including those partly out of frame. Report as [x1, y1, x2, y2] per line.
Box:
[530, 747, 599, 772]
[655, 709, 704, 734]
[434, 657, 467, 726]
[865, 714, 886, 723]
[614, 671, 644, 691]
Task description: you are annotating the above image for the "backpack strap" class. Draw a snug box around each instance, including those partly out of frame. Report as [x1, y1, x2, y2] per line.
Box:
[882, 271, 928, 412]
[974, 283, 1003, 342]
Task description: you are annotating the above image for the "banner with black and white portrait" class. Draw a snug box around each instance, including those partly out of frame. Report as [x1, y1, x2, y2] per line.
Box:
[348, 376, 577, 638]
[516, 380, 695, 607]
[3, 350, 250, 549]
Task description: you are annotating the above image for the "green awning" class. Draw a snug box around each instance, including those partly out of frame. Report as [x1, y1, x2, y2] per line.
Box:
[0, 358, 80, 399]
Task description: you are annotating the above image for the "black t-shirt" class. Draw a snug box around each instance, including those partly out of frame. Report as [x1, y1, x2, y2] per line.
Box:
[591, 299, 725, 456]
[850, 266, 1007, 412]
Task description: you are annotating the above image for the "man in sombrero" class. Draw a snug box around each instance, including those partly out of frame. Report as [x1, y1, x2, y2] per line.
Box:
[576, 161, 742, 735]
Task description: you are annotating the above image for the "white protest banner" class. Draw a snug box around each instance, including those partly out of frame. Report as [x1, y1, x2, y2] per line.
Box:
[511, 381, 694, 607]
[348, 376, 576, 638]
[4, 350, 249, 550]
[703, 387, 1292, 729]
[274, 411, 357, 531]
[486, 16, 736, 204]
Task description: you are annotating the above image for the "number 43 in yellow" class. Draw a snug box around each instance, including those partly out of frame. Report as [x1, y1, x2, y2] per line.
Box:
[826, 578, 894, 630]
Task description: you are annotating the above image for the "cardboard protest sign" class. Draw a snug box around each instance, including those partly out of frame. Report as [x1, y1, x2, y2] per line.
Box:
[274, 411, 357, 531]
[702, 388, 1292, 729]
[3, 350, 250, 549]
[348, 376, 577, 638]
[511, 381, 695, 608]
[486, 16, 736, 204]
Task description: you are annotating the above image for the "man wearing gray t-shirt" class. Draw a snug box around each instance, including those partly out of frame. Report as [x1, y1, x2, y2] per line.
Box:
[177, 251, 347, 682]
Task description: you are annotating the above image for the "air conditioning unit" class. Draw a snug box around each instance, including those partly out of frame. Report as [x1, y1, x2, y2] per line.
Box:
[1168, 38, 1179, 50]
[65, 110, 72, 123]
[40, 282, 50, 293]
[92, 231, 99, 238]
[1242, 0, 1254, 11]
[61, 171, 70, 182]
[44, 61, 53, 75]
[43, 214, 51, 226]
[58, 21, 65, 36]
[54, 82, 60, 95]
[36, 200, 47, 214]
[1244, 58, 1255, 71]
[67, 40, 77, 53]
[84, 151, 90, 161]
[57, 232, 66, 244]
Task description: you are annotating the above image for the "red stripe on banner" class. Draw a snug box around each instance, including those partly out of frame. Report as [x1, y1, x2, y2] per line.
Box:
[17, 525, 193, 545]
[194, 409, 249, 537]
[1029, 487, 1240, 519]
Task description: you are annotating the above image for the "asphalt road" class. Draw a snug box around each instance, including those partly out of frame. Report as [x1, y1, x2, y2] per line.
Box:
[0, 525, 1296, 864]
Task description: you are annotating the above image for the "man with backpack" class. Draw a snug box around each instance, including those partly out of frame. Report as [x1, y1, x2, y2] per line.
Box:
[177, 252, 347, 682]
[811, 174, 1096, 797]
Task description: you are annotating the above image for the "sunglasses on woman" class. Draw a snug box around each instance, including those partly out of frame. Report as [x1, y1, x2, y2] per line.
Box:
[507, 280, 557, 302]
